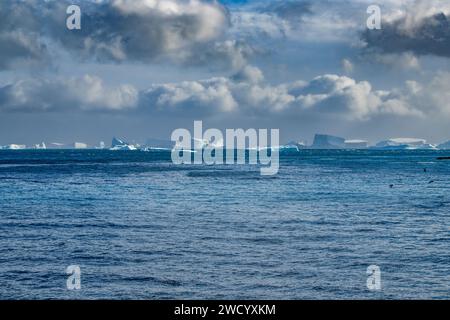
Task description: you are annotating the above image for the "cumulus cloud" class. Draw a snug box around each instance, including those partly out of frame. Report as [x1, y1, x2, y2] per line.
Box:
[362, 0, 450, 57]
[2, 66, 448, 120]
[402, 72, 450, 116]
[142, 77, 238, 115]
[0, 75, 138, 112]
[141, 66, 428, 119]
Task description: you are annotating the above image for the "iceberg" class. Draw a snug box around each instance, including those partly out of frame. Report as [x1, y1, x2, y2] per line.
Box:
[34, 142, 47, 149]
[285, 141, 308, 150]
[375, 138, 436, 150]
[276, 145, 301, 153]
[438, 140, 450, 150]
[2, 144, 27, 150]
[270, 141, 308, 153]
[311, 134, 346, 149]
[145, 138, 175, 150]
[110, 137, 138, 151]
[49, 143, 66, 149]
[72, 142, 88, 149]
[47, 142, 89, 149]
[344, 140, 368, 149]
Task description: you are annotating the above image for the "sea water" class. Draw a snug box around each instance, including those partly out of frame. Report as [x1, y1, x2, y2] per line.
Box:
[0, 149, 449, 299]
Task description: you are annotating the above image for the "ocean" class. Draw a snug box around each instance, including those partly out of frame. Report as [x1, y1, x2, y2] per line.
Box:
[0, 149, 449, 299]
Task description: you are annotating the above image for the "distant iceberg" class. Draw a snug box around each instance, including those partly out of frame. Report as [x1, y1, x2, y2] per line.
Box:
[280, 145, 302, 153]
[34, 142, 46, 150]
[48, 143, 66, 149]
[438, 140, 450, 150]
[285, 141, 308, 150]
[110, 137, 138, 151]
[311, 134, 346, 149]
[344, 140, 368, 149]
[0, 144, 26, 150]
[46, 142, 89, 149]
[374, 138, 436, 150]
[145, 138, 175, 150]
[72, 142, 88, 149]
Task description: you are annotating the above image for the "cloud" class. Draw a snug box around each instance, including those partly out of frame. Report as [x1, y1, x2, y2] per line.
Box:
[341, 59, 354, 74]
[0, 75, 138, 112]
[369, 52, 421, 70]
[141, 66, 426, 119]
[403, 72, 450, 116]
[267, 0, 313, 21]
[173, 39, 256, 71]
[142, 77, 238, 115]
[229, 0, 362, 43]
[74, 0, 228, 62]
[0, 0, 250, 69]
[0, 2, 51, 69]
[2, 65, 449, 121]
[362, 0, 450, 58]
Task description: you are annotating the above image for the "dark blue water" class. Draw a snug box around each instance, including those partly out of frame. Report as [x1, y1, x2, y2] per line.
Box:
[0, 149, 449, 299]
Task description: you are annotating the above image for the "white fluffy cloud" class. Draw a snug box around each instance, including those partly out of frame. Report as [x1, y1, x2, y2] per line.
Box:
[1, 66, 449, 122]
[141, 66, 432, 119]
[0, 75, 138, 112]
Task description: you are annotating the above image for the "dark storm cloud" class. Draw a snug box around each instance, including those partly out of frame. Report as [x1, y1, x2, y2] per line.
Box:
[363, 12, 450, 58]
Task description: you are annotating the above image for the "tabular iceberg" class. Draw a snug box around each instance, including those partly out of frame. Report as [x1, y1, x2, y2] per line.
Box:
[0, 144, 27, 150]
[375, 138, 436, 150]
[311, 134, 346, 149]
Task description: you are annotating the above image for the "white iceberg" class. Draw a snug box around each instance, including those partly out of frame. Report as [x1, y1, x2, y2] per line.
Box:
[2, 144, 27, 150]
[34, 142, 46, 149]
[344, 140, 368, 149]
[110, 137, 138, 151]
[48, 143, 66, 149]
[285, 141, 308, 150]
[145, 138, 175, 150]
[72, 142, 88, 149]
[375, 138, 436, 150]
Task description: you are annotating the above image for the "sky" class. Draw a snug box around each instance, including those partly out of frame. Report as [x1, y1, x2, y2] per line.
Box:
[0, 0, 449, 146]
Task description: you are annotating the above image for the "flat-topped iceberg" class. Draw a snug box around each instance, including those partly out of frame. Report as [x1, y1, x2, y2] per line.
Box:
[344, 140, 368, 149]
[0, 144, 26, 150]
[72, 142, 88, 149]
[375, 138, 436, 150]
[311, 134, 346, 149]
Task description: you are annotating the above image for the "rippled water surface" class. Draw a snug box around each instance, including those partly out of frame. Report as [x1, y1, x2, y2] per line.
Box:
[0, 149, 449, 299]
